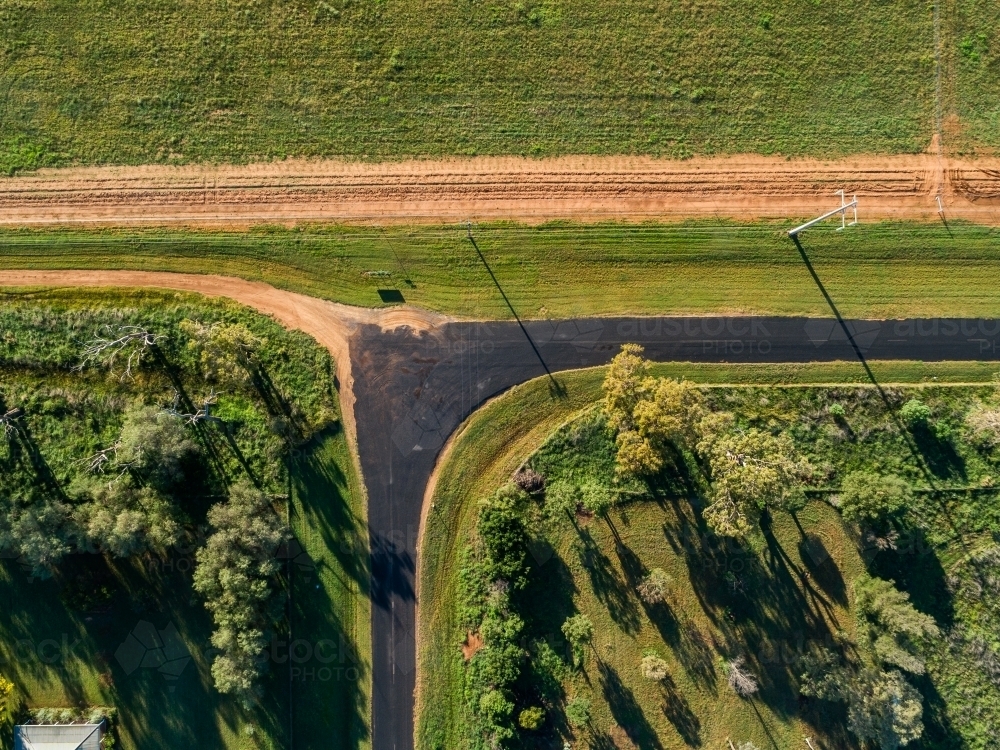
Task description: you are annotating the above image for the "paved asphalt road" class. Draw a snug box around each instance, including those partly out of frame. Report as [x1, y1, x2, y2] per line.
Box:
[349, 315, 1000, 750]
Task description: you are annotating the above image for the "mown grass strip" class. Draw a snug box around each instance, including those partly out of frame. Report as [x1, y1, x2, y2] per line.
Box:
[4, 221, 1000, 319]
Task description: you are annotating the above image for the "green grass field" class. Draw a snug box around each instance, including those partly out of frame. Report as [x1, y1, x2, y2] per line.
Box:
[0, 290, 369, 749]
[0, 0, 941, 169]
[419, 363, 1000, 749]
[6, 222, 1000, 320]
[952, 0, 1000, 154]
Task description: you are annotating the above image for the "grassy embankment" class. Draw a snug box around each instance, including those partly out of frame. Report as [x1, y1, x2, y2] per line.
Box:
[0, 289, 369, 750]
[419, 362, 1000, 749]
[0, 0, 939, 171]
[5, 222, 1000, 320]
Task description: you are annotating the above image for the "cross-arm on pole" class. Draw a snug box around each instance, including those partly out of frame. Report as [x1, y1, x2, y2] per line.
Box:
[788, 191, 858, 237]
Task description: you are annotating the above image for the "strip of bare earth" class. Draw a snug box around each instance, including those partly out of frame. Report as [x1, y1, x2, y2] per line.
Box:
[5, 154, 1000, 226]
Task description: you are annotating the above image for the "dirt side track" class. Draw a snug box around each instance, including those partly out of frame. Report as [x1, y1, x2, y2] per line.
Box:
[5, 154, 1000, 226]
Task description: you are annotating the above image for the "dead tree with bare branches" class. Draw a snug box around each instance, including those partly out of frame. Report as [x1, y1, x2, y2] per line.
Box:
[162, 389, 222, 425]
[75, 325, 163, 380]
[0, 407, 24, 438]
[79, 441, 124, 474]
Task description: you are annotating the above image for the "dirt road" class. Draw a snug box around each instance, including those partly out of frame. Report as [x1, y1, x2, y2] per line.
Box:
[5, 154, 1000, 226]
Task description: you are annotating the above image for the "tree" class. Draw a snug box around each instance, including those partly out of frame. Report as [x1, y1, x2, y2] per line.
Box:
[855, 576, 939, 674]
[641, 653, 669, 681]
[603, 344, 651, 432]
[181, 320, 264, 387]
[71, 480, 181, 557]
[562, 614, 593, 667]
[799, 648, 847, 701]
[701, 428, 809, 537]
[846, 669, 923, 750]
[579, 482, 615, 517]
[725, 656, 759, 698]
[0, 673, 14, 725]
[565, 696, 591, 728]
[633, 376, 705, 450]
[838, 472, 912, 523]
[615, 428, 663, 476]
[193, 481, 289, 703]
[478, 487, 530, 588]
[0, 490, 71, 577]
[518, 706, 545, 730]
[636, 568, 672, 605]
[117, 405, 198, 490]
[899, 399, 931, 428]
[799, 650, 925, 748]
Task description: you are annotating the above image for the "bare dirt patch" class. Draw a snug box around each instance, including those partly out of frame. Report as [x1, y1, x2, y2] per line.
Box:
[5, 153, 1000, 226]
[461, 631, 483, 662]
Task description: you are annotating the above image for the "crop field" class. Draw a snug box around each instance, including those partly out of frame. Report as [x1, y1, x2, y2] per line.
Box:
[0, 289, 368, 749]
[0, 0, 952, 170]
[419, 364, 1000, 749]
[6, 222, 1000, 320]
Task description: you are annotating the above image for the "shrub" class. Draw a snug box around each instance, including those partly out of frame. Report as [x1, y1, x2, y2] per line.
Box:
[964, 406, 1000, 448]
[562, 614, 593, 667]
[478, 689, 514, 721]
[899, 398, 931, 427]
[518, 706, 545, 730]
[565, 696, 591, 728]
[478, 487, 530, 588]
[829, 403, 846, 417]
[636, 568, 672, 605]
[837, 471, 911, 523]
[512, 467, 545, 494]
[641, 654, 669, 681]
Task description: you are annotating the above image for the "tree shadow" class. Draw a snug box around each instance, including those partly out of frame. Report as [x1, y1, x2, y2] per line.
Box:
[914, 670, 966, 750]
[597, 659, 663, 750]
[287, 425, 370, 748]
[9, 422, 65, 500]
[573, 525, 641, 636]
[660, 671, 702, 746]
[870, 530, 954, 627]
[792, 516, 847, 607]
[911, 423, 966, 481]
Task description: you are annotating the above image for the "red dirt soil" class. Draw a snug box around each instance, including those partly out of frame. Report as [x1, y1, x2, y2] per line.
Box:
[4, 154, 1000, 226]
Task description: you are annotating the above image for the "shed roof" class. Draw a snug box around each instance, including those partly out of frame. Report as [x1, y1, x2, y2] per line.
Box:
[14, 723, 104, 750]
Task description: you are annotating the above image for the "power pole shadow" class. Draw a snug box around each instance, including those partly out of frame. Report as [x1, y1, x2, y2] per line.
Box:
[466, 224, 565, 396]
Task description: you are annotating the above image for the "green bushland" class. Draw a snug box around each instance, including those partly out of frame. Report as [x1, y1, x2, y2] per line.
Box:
[8, 222, 1000, 319]
[0, 0, 938, 166]
[419, 362, 1000, 749]
[0, 288, 368, 750]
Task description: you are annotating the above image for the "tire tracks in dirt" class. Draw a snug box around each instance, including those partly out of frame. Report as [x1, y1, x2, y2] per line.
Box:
[5, 154, 1000, 226]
